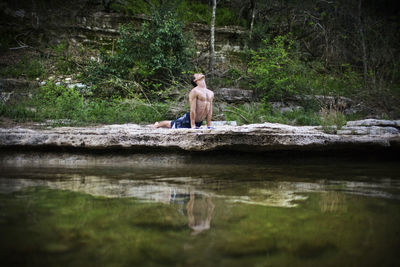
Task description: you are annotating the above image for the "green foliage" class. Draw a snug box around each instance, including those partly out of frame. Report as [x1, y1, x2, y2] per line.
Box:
[33, 82, 84, 121]
[85, 8, 192, 99]
[52, 42, 77, 75]
[248, 34, 364, 105]
[123, 9, 191, 80]
[0, 57, 45, 79]
[248, 35, 312, 101]
[175, 0, 211, 24]
[224, 103, 266, 125]
[208, 67, 249, 89]
[248, 23, 272, 49]
[224, 103, 321, 126]
[110, 0, 159, 15]
[111, 0, 245, 26]
[76, 98, 169, 125]
[85, 53, 137, 98]
[320, 108, 347, 134]
[0, 100, 36, 121]
[281, 108, 322, 126]
[307, 62, 362, 97]
[0, 82, 169, 125]
[176, 1, 245, 26]
[215, 6, 246, 27]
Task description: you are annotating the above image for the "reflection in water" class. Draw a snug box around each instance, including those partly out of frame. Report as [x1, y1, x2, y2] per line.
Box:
[320, 192, 347, 213]
[0, 153, 400, 267]
[186, 192, 214, 235]
[0, 175, 399, 208]
[1, 153, 399, 207]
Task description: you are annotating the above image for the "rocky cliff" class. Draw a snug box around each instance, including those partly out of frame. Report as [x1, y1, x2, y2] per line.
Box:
[0, 0, 246, 70]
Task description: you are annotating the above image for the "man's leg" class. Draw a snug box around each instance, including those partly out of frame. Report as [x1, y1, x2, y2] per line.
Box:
[153, 120, 172, 129]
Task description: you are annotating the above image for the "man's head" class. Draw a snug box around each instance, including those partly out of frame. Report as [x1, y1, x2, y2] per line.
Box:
[191, 73, 205, 87]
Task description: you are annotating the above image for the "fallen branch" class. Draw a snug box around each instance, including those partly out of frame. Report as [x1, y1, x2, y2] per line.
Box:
[9, 45, 29, 50]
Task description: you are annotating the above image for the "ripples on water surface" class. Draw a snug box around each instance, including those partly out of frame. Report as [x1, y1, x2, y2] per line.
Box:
[0, 152, 399, 267]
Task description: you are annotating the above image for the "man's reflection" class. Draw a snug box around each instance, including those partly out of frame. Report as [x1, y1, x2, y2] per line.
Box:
[320, 192, 347, 213]
[186, 191, 215, 235]
[169, 189, 215, 235]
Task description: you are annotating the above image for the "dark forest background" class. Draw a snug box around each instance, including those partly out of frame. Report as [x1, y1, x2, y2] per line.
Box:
[0, 0, 399, 127]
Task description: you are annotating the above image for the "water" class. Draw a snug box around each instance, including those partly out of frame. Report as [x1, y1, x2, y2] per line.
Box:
[0, 152, 399, 267]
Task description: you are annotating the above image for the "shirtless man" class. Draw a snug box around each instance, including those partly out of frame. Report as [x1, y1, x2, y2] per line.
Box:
[153, 73, 214, 129]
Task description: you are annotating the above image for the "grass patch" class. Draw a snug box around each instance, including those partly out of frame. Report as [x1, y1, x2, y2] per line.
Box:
[224, 103, 322, 126]
[320, 108, 347, 134]
[0, 82, 169, 126]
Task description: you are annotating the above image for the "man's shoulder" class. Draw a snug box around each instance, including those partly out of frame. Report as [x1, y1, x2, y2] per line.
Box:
[189, 87, 198, 96]
[205, 88, 214, 98]
[190, 87, 213, 96]
[190, 86, 205, 94]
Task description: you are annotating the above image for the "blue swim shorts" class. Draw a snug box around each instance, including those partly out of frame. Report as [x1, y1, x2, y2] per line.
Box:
[171, 112, 203, 128]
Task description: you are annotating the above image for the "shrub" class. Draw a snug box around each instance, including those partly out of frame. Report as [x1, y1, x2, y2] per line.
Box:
[307, 62, 362, 97]
[0, 57, 45, 79]
[248, 33, 365, 114]
[34, 82, 83, 120]
[125, 9, 191, 80]
[85, 8, 193, 99]
[320, 108, 347, 134]
[248, 35, 311, 102]
[52, 42, 77, 75]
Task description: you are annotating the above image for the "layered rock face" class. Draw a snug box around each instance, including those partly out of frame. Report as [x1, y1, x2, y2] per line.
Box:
[215, 88, 254, 103]
[1, 120, 399, 153]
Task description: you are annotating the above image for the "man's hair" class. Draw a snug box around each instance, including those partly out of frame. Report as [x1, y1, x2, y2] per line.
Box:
[190, 74, 197, 87]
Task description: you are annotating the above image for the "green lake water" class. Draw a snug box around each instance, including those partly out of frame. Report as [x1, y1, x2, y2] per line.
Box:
[0, 152, 399, 267]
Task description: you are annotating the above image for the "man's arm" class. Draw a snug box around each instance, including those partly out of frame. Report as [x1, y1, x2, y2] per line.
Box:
[206, 95, 213, 127]
[207, 98, 213, 127]
[189, 90, 197, 128]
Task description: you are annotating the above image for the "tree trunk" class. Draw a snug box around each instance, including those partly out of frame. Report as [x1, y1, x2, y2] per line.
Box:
[358, 0, 368, 87]
[249, 0, 256, 39]
[209, 0, 216, 75]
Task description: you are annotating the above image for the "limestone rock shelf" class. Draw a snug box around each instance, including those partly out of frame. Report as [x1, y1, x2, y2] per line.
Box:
[1, 120, 399, 153]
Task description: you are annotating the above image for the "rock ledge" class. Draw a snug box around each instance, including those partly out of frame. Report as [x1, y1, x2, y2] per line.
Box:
[1, 120, 399, 153]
